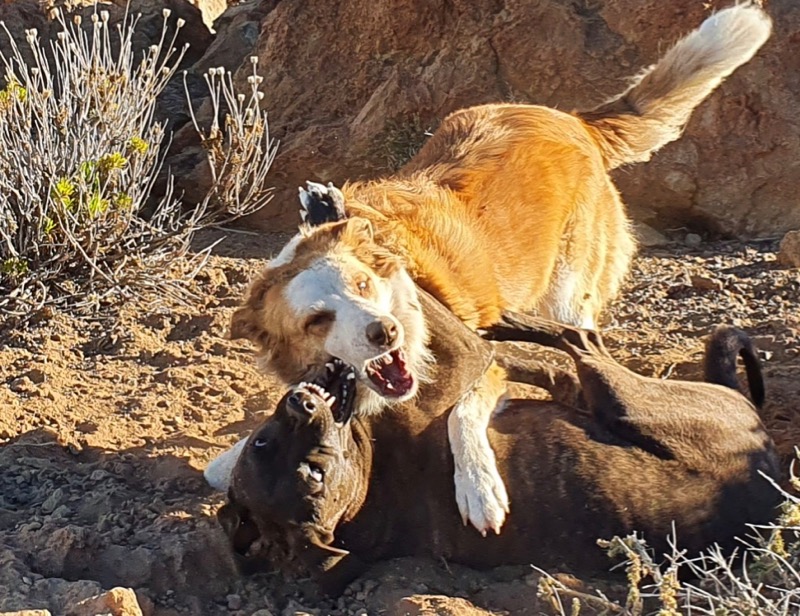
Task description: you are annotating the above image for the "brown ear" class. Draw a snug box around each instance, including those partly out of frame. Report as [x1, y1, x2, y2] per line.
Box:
[300, 527, 350, 571]
[218, 501, 261, 556]
[229, 306, 262, 342]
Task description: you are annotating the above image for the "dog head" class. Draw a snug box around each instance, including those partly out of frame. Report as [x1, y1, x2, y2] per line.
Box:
[221, 371, 369, 593]
[231, 204, 430, 414]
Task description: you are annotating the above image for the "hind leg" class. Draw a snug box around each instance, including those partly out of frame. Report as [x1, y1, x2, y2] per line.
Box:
[448, 361, 510, 535]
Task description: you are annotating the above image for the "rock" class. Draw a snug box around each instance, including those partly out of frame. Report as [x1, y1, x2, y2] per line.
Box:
[250, 610, 275, 616]
[226, 594, 243, 610]
[172, 0, 800, 239]
[41, 488, 66, 514]
[0, 611, 53, 616]
[778, 230, 800, 267]
[690, 274, 723, 292]
[684, 233, 703, 248]
[25, 369, 47, 384]
[280, 601, 319, 616]
[632, 222, 670, 248]
[391, 595, 498, 616]
[66, 587, 144, 616]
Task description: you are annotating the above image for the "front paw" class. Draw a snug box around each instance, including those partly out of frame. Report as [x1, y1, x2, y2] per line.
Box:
[453, 456, 510, 536]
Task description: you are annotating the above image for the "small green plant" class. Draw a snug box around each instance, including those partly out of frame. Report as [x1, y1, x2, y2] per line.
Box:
[0, 8, 276, 319]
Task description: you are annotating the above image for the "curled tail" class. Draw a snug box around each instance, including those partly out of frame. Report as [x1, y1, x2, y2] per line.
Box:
[704, 325, 764, 408]
[578, 3, 772, 169]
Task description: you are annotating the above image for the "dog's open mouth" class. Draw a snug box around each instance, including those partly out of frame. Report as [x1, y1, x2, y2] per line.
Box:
[299, 359, 357, 423]
[364, 349, 414, 398]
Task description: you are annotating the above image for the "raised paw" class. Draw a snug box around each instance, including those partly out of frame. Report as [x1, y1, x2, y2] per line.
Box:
[453, 453, 510, 536]
[298, 181, 347, 226]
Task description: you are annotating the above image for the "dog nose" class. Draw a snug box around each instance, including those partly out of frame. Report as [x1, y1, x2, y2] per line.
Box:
[288, 391, 318, 414]
[366, 318, 398, 348]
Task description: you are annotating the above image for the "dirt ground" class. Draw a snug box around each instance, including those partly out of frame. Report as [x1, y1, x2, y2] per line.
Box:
[0, 229, 798, 615]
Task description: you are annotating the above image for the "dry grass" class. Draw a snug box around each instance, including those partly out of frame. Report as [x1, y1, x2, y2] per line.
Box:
[538, 460, 800, 616]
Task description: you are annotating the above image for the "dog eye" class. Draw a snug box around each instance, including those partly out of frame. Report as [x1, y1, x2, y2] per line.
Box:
[304, 311, 334, 333]
[305, 463, 324, 483]
[355, 278, 370, 296]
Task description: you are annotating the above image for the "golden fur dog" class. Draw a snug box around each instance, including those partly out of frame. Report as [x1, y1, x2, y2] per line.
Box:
[206, 5, 772, 535]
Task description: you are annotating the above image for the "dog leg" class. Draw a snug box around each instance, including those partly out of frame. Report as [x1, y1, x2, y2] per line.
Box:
[447, 362, 510, 535]
[204, 437, 249, 491]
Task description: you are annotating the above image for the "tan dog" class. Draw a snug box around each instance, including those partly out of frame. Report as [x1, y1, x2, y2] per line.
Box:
[207, 5, 772, 535]
[219, 293, 780, 597]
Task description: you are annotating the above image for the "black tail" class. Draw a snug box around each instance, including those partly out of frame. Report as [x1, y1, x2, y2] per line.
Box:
[704, 326, 764, 408]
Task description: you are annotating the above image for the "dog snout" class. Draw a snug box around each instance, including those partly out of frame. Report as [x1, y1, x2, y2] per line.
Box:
[366, 318, 398, 349]
[288, 390, 319, 414]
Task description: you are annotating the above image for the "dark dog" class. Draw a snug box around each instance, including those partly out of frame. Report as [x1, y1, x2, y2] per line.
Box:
[220, 293, 780, 596]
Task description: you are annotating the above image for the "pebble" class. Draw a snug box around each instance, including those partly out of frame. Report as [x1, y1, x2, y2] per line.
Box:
[227, 595, 243, 611]
[684, 233, 702, 247]
[41, 488, 65, 514]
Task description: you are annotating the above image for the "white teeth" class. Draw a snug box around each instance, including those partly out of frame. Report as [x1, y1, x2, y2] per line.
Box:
[346, 372, 355, 380]
[299, 209, 308, 222]
[326, 362, 335, 371]
[328, 396, 336, 406]
[384, 353, 393, 364]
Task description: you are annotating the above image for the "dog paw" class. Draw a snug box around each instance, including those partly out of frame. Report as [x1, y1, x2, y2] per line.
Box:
[298, 181, 347, 226]
[453, 454, 510, 536]
[204, 437, 249, 491]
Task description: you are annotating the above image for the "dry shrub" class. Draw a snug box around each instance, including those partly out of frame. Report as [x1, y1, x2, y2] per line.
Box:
[538, 461, 800, 616]
[0, 9, 276, 319]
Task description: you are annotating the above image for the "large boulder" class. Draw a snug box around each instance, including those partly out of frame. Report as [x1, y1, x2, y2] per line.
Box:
[175, 0, 799, 238]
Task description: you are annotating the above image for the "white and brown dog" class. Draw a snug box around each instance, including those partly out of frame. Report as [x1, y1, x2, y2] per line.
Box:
[205, 5, 772, 535]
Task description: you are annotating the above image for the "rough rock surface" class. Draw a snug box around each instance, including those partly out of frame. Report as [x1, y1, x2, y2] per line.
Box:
[778, 230, 800, 267]
[172, 0, 799, 238]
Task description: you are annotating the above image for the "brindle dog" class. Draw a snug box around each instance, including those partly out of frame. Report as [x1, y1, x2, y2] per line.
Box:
[219, 291, 780, 596]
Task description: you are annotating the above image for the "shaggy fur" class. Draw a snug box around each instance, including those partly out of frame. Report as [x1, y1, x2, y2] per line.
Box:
[210, 4, 772, 534]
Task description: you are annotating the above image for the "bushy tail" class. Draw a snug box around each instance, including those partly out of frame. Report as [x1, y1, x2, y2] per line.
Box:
[704, 325, 764, 408]
[578, 3, 772, 169]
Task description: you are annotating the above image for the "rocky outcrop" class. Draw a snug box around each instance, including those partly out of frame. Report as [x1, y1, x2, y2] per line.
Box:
[174, 0, 800, 238]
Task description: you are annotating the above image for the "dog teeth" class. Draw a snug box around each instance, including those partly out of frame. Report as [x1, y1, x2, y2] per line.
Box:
[328, 396, 336, 406]
[346, 372, 355, 380]
[326, 362, 335, 372]
[384, 353, 394, 364]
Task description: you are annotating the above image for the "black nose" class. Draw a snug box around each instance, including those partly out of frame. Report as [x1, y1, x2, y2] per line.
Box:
[366, 318, 398, 348]
[288, 391, 318, 414]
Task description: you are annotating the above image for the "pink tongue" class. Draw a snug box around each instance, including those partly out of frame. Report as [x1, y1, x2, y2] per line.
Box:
[371, 352, 414, 396]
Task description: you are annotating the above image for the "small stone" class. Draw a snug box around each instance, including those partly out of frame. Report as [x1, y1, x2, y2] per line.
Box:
[51, 504, 70, 519]
[777, 229, 800, 267]
[226, 595, 243, 611]
[690, 274, 723, 291]
[684, 233, 702, 247]
[41, 487, 65, 514]
[250, 610, 275, 616]
[26, 368, 46, 384]
[9, 376, 33, 394]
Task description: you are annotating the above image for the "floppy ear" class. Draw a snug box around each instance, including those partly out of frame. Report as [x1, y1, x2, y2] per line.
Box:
[229, 306, 262, 342]
[218, 500, 261, 557]
[299, 181, 347, 226]
[298, 528, 365, 597]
